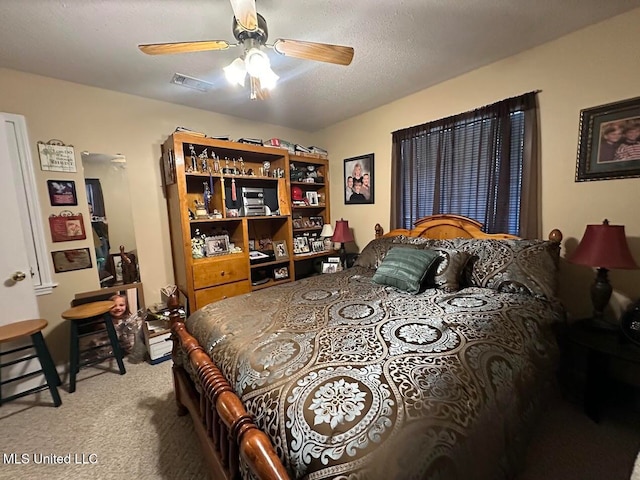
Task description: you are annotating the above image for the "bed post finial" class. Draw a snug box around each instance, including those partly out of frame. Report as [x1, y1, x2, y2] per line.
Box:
[548, 228, 563, 243]
[375, 224, 384, 238]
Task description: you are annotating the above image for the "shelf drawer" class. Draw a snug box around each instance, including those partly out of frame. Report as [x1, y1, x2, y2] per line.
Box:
[193, 257, 249, 289]
[195, 281, 251, 309]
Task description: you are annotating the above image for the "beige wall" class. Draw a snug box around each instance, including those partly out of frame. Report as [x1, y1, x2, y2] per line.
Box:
[319, 8, 640, 320]
[0, 69, 314, 362]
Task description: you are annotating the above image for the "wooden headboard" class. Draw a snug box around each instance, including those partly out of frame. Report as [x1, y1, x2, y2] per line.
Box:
[375, 214, 562, 242]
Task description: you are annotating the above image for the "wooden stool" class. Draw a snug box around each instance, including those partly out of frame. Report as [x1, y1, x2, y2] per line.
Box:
[62, 300, 126, 393]
[0, 319, 62, 407]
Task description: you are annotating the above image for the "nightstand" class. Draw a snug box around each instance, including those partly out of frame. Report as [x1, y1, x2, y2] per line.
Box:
[566, 319, 640, 422]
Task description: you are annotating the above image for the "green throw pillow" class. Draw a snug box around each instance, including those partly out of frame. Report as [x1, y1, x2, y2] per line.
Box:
[372, 247, 441, 293]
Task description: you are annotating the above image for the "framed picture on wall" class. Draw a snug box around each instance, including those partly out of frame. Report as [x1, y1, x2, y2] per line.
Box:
[575, 96, 640, 181]
[344, 153, 374, 204]
[47, 180, 78, 206]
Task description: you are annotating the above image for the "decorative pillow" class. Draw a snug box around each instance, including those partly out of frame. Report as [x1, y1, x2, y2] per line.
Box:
[372, 247, 441, 293]
[450, 238, 560, 299]
[427, 248, 472, 292]
[354, 235, 407, 269]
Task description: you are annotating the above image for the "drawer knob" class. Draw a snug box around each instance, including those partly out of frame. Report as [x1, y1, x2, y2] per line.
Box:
[220, 271, 225, 276]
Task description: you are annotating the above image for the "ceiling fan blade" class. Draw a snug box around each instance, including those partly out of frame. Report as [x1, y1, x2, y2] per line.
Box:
[138, 40, 230, 55]
[229, 0, 258, 31]
[273, 39, 354, 66]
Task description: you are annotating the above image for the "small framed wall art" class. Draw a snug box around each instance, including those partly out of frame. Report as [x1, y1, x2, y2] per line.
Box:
[51, 248, 92, 273]
[47, 180, 78, 206]
[49, 211, 86, 242]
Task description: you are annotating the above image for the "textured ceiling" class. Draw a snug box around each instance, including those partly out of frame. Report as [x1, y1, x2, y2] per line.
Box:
[1, 1, 639, 132]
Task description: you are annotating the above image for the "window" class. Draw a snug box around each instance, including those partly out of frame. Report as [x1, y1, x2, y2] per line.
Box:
[391, 92, 539, 237]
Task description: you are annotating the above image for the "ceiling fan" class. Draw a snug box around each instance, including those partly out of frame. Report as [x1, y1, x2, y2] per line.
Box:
[138, 0, 354, 100]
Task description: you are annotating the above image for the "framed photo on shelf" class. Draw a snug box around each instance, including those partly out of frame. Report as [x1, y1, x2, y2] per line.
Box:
[205, 235, 230, 256]
[305, 191, 319, 206]
[321, 262, 338, 274]
[47, 180, 78, 206]
[344, 153, 374, 204]
[293, 236, 310, 254]
[273, 266, 289, 280]
[309, 216, 324, 227]
[576, 96, 640, 181]
[311, 239, 324, 253]
[292, 217, 304, 229]
[273, 240, 289, 260]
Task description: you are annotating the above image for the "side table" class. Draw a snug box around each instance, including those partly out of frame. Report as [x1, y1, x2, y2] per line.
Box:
[567, 318, 640, 422]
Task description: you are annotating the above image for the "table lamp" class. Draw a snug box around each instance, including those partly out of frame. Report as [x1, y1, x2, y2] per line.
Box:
[568, 219, 638, 329]
[331, 218, 354, 269]
[320, 223, 334, 251]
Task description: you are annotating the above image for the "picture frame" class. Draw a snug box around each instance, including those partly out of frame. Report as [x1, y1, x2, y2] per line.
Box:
[344, 153, 374, 204]
[311, 239, 325, 253]
[575, 96, 640, 181]
[47, 179, 78, 206]
[273, 240, 289, 260]
[108, 253, 124, 283]
[305, 191, 319, 206]
[49, 211, 86, 242]
[309, 216, 324, 227]
[321, 262, 338, 274]
[273, 266, 289, 280]
[293, 236, 310, 254]
[205, 235, 230, 256]
[51, 248, 92, 273]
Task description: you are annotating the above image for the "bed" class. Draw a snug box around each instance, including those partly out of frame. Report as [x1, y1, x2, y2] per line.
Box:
[170, 214, 565, 480]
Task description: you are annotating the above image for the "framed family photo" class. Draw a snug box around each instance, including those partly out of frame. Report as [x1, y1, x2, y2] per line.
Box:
[344, 153, 374, 204]
[575, 96, 640, 182]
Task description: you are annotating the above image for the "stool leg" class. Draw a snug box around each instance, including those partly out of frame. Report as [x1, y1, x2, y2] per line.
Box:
[103, 314, 126, 375]
[31, 332, 62, 407]
[69, 320, 80, 393]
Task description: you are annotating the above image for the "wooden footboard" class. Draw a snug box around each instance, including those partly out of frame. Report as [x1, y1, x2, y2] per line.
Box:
[170, 315, 290, 480]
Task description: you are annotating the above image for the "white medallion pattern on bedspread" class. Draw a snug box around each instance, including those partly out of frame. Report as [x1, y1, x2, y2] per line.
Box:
[178, 266, 564, 479]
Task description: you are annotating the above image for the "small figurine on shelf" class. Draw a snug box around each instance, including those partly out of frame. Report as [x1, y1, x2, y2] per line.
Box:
[203, 181, 212, 215]
[194, 199, 208, 219]
[188, 144, 197, 172]
[199, 148, 208, 173]
[239, 157, 245, 175]
[191, 229, 206, 258]
[232, 158, 238, 175]
[213, 153, 220, 174]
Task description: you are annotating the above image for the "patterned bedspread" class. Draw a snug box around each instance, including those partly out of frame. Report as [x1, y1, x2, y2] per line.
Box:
[183, 266, 564, 480]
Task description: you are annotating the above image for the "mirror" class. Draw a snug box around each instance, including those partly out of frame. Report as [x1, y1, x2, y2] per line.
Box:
[81, 151, 139, 287]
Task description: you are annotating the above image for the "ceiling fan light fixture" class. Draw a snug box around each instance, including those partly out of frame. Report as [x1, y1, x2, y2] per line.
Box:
[223, 57, 247, 86]
[258, 67, 278, 90]
[244, 47, 270, 77]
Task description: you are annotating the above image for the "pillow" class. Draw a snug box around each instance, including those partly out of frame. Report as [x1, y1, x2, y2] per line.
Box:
[428, 248, 472, 293]
[450, 238, 560, 299]
[372, 247, 441, 293]
[354, 236, 407, 269]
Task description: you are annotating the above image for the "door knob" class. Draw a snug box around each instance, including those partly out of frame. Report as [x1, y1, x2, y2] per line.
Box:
[12, 271, 27, 282]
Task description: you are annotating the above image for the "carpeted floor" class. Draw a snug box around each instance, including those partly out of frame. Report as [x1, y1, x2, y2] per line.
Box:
[1, 359, 639, 480]
[0, 359, 207, 480]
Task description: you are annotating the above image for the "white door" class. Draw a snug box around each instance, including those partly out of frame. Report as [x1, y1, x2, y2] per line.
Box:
[0, 115, 44, 401]
[0, 116, 40, 323]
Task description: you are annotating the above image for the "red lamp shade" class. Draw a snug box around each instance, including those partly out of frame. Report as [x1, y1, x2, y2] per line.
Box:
[331, 219, 354, 244]
[568, 220, 638, 270]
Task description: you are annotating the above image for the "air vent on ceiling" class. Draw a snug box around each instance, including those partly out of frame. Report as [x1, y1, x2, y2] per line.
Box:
[171, 73, 214, 92]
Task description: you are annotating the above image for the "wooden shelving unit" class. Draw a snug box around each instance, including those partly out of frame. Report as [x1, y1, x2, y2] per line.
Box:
[162, 135, 332, 310]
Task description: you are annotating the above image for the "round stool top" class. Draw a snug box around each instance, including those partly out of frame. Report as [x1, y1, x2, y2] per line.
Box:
[0, 318, 48, 343]
[62, 300, 115, 320]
